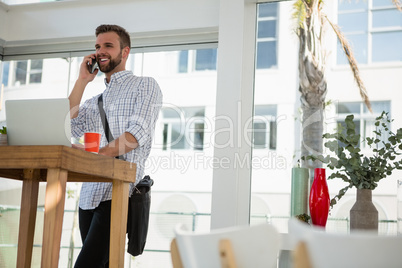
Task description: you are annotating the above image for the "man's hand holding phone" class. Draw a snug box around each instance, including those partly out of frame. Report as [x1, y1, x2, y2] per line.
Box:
[78, 54, 99, 82]
[88, 56, 99, 74]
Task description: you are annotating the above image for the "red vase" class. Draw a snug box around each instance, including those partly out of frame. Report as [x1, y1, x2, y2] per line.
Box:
[309, 168, 330, 227]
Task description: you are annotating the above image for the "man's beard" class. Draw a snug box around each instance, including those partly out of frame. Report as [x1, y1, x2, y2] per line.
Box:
[99, 51, 123, 73]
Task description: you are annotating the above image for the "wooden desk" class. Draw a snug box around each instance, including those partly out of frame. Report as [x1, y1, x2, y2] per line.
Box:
[0, 145, 136, 268]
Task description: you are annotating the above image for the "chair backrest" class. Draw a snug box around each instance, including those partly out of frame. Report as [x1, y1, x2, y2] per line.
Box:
[289, 218, 402, 268]
[171, 223, 281, 268]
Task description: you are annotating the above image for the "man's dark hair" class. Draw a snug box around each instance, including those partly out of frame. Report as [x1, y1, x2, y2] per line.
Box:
[95, 24, 131, 49]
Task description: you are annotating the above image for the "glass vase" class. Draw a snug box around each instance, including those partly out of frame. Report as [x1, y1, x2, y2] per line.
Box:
[309, 168, 330, 227]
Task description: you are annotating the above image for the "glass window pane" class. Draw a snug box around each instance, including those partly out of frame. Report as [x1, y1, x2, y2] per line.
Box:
[256, 41, 277, 69]
[372, 9, 402, 28]
[0, 49, 217, 267]
[29, 60, 43, 84]
[338, 0, 367, 11]
[372, 31, 402, 62]
[255, 105, 276, 116]
[252, 0, 285, 229]
[337, 34, 368, 64]
[184, 107, 205, 118]
[336, 102, 361, 114]
[162, 107, 181, 119]
[338, 12, 368, 32]
[163, 124, 168, 151]
[31, 59, 43, 70]
[171, 122, 186, 149]
[15, 61, 27, 85]
[133, 49, 217, 258]
[364, 101, 391, 113]
[193, 123, 204, 150]
[253, 122, 267, 148]
[179, 50, 188, 73]
[1, 61, 9, 86]
[258, 20, 276, 39]
[373, 0, 395, 8]
[258, 2, 277, 17]
[195, 48, 217, 71]
[269, 121, 277, 150]
[29, 73, 42, 83]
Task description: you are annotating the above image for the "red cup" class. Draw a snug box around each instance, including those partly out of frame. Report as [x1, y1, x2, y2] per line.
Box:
[84, 132, 101, 153]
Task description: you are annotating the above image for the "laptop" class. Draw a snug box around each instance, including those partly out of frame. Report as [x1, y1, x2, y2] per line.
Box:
[5, 98, 72, 146]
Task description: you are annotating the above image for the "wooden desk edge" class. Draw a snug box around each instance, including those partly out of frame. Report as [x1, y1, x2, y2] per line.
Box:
[0, 146, 136, 183]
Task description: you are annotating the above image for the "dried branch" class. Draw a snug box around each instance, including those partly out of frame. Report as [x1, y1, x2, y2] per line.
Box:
[324, 15, 372, 113]
[392, 0, 402, 11]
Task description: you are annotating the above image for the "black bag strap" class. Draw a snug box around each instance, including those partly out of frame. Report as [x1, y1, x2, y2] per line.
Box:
[98, 94, 124, 160]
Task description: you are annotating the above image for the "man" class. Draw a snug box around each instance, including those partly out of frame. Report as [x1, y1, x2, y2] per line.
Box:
[69, 24, 162, 267]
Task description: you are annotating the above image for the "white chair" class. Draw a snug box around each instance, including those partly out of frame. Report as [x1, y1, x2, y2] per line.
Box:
[289, 218, 402, 268]
[170, 223, 281, 268]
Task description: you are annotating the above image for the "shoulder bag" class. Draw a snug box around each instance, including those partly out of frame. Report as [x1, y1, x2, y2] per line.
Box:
[98, 94, 152, 256]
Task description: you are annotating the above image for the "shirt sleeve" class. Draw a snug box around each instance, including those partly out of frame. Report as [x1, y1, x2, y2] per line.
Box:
[126, 77, 162, 147]
[70, 95, 100, 139]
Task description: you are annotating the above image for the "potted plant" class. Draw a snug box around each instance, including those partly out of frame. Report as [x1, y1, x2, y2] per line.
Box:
[304, 111, 402, 231]
[295, 213, 311, 225]
[0, 126, 7, 146]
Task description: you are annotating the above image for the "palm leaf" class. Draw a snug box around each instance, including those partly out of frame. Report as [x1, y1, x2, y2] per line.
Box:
[293, 0, 308, 33]
[325, 15, 372, 113]
[393, 0, 402, 11]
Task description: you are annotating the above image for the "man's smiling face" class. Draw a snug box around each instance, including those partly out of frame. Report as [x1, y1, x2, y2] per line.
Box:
[95, 32, 126, 75]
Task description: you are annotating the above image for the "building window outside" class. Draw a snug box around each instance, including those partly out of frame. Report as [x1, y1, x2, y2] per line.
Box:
[178, 51, 189, 73]
[256, 2, 278, 69]
[1, 62, 9, 86]
[253, 105, 277, 150]
[162, 106, 205, 150]
[335, 101, 391, 150]
[178, 49, 217, 73]
[337, 0, 402, 64]
[1, 59, 43, 87]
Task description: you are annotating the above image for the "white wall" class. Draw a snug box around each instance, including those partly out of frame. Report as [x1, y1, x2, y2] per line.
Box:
[0, 2, 7, 53]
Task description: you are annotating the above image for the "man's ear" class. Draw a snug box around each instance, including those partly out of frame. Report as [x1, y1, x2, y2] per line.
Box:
[123, 46, 130, 59]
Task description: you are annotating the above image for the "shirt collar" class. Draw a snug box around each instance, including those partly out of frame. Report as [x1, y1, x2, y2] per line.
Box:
[104, 70, 132, 86]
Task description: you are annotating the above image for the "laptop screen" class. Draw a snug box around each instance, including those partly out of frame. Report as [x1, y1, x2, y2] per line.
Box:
[5, 98, 72, 146]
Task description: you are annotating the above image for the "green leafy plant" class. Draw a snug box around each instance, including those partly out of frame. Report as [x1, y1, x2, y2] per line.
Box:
[295, 213, 311, 224]
[304, 111, 402, 208]
[0, 126, 6, 134]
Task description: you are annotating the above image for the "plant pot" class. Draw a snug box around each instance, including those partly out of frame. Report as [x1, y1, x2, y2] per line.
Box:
[350, 189, 378, 232]
[0, 134, 7, 146]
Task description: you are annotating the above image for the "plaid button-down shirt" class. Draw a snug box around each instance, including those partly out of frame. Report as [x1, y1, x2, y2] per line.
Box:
[71, 70, 162, 210]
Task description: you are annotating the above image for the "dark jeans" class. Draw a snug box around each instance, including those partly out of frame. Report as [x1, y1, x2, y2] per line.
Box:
[74, 200, 111, 268]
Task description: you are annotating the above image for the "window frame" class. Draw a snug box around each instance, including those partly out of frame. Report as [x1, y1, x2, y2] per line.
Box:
[161, 106, 206, 151]
[178, 49, 218, 73]
[2, 59, 43, 87]
[337, 0, 402, 64]
[255, 2, 279, 69]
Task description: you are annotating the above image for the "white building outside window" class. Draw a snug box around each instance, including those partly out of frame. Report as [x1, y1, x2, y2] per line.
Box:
[337, 0, 402, 64]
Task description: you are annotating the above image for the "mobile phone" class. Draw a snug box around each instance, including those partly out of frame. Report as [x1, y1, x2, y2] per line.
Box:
[88, 58, 98, 74]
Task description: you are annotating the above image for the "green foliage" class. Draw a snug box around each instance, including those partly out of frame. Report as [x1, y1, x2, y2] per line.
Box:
[295, 213, 311, 224]
[292, 0, 307, 32]
[304, 112, 402, 208]
[0, 126, 6, 134]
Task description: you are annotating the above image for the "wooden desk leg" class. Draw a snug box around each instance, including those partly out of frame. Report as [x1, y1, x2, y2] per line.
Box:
[109, 180, 130, 268]
[16, 169, 40, 268]
[41, 168, 67, 268]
